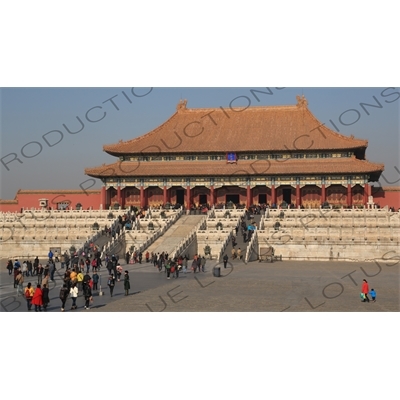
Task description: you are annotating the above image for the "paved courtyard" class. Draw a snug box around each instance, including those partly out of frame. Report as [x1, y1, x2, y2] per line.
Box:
[92, 258, 399, 312]
[1, 256, 399, 312]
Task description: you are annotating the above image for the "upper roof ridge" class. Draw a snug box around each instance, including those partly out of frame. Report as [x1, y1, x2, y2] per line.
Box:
[102, 96, 370, 155]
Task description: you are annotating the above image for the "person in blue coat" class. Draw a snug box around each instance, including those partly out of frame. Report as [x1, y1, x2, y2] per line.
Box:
[369, 288, 376, 302]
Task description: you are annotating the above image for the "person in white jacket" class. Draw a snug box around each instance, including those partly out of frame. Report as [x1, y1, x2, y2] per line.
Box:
[70, 283, 78, 310]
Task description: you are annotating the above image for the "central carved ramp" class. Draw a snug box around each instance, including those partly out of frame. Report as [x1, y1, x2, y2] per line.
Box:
[146, 215, 204, 255]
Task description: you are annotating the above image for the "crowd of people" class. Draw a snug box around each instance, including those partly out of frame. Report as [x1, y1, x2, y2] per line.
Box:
[227, 211, 258, 261]
[147, 252, 207, 279]
[7, 248, 131, 311]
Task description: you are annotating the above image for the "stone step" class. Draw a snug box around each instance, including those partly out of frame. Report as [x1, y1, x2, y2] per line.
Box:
[146, 215, 204, 255]
[221, 214, 262, 260]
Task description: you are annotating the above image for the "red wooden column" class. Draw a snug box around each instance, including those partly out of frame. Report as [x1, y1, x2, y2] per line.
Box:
[271, 185, 276, 206]
[296, 185, 301, 207]
[210, 186, 215, 206]
[101, 186, 106, 209]
[347, 184, 352, 207]
[163, 186, 168, 205]
[246, 185, 251, 208]
[120, 188, 125, 208]
[321, 184, 326, 204]
[117, 186, 121, 205]
[364, 183, 370, 205]
[186, 186, 191, 209]
[140, 186, 145, 208]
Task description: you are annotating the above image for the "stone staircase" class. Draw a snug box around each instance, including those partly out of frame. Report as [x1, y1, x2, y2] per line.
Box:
[220, 213, 263, 261]
[146, 214, 204, 255]
[92, 231, 116, 253]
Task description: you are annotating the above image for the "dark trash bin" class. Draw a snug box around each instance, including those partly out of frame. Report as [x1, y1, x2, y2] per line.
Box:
[213, 267, 221, 277]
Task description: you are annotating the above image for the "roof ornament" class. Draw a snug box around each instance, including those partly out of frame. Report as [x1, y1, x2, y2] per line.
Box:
[176, 99, 187, 111]
[296, 95, 308, 108]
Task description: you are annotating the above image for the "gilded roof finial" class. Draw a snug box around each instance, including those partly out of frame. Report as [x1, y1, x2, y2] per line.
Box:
[176, 99, 187, 111]
[296, 95, 308, 108]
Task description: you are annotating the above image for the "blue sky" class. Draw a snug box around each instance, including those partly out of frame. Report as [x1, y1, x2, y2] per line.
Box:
[0, 87, 399, 199]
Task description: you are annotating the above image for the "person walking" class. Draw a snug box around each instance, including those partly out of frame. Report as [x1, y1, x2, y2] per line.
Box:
[41, 274, 50, 293]
[124, 270, 130, 295]
[84, 258, 90, 274]
[170, 261, 177, 279]
[200, 256, 206, 272]
[107, 258, 113, 276]
[108, 275, 115, 297]
[92, 272, 99, 291]
[43, 263, 49, 277]
[91, 258, 97, 272]
[77, 270, 84, 293]
[7, 260, 13, 275]
[33, 257, 39, 275]
[59, 284, 69, 311]
[223, 254, 228, 268]
[125, 251, 130, 265]
[191, 258, 197, 273]
[192, 254, 199, 273]
[37, 264, 43, 285]
[42, 284, 50, 311]
[361, 279, 370, 303]
[175, 261, 180, 279]
[112, 262, 118, 281]
[116, 265, 123, 282]
[31, 284, 43, 312]
[196, 256, 201, 273]
[63, 269, 71, 290]
[22, 261, 28, 277]
[369, 288, 377, 302]
[166, 260, 171, 279]
[183, 256, 188, 273]
[49, 261, 56, 282]
[83, 282, 92, 309]
[15, 270, 24, 296]
[27, 260, 33, 277]
[82, 272, 91, 293]
[69, 269, 77, 286]
[70, 283, 78, 310]
[157, 256, 163, 272]
[63, 251, 70, 269]
[14, 259, 21, 272]
[24, 282, 34, 311]
[13, 262, 21, 288]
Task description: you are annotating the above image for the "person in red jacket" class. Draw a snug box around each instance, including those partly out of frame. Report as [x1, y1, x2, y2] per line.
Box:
[31, 284, 43, 311]
[361, 279, 370, 303]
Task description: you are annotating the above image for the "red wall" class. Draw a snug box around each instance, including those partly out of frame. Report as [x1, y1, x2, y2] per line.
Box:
[0, 190, 101, 212]
[373, 187, 400, 209]
[1, 186, 400, 212]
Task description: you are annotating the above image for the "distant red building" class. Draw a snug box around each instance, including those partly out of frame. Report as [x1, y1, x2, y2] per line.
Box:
[0, 189, 101, 212]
